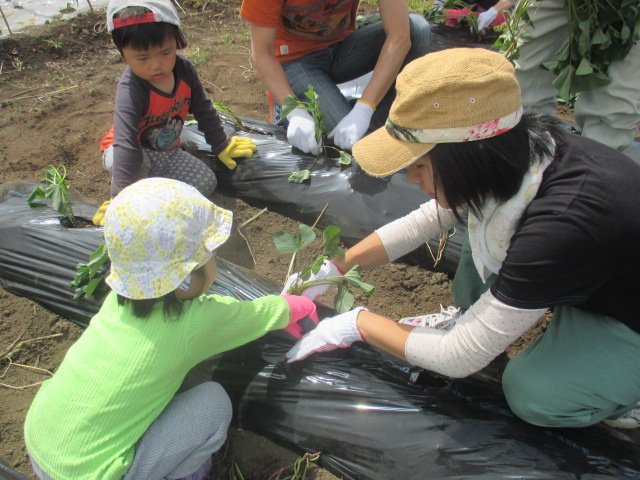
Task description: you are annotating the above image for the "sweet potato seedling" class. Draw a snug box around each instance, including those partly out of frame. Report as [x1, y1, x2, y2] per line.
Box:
[281, 85, 353, 183]
[70, 241, 110, 301]
[274, 224, 374, 313]
[27, 165, 77, 226]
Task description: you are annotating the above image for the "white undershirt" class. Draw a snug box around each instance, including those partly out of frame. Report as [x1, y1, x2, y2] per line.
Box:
[375, 199, 547, 378]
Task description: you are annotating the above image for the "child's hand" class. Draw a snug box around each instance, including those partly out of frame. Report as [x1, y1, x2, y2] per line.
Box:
[281, 295, 319, 339]
[217, 136, 257, 169]
[92, 200, 111, 226]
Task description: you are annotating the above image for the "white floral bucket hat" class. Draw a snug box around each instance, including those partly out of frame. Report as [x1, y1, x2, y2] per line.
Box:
[104, 178, 232, 299]
[353, 48, 523, 177]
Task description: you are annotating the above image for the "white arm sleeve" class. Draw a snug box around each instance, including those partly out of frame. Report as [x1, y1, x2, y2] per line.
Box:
[405, 290, 547, 378]
[375, 199, 458, 262]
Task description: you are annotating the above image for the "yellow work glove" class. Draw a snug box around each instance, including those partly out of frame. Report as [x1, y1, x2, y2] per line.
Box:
[217, 136, 257, 170]
[92, 200, 111, 227]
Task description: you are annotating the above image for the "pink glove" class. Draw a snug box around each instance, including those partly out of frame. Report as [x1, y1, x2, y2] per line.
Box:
[286, 107, 322, 155]
[282, 295, 319, 339]
[285, 307, 368, 362]
[328, 101, 374, 150]
[280, 260, 343, 300]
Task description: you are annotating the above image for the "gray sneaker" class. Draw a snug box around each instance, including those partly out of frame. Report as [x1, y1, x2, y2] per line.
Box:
[602, 404, 640, 429]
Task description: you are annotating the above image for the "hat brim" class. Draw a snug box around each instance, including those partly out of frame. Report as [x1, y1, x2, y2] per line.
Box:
[353, 125, 435, 177]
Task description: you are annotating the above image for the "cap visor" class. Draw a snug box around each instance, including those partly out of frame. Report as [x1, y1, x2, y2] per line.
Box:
[353, 125, 434, 177]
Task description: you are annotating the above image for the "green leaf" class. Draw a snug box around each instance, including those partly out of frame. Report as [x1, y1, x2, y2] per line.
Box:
[281, 95, 301, 119]
[575, 57, 593, 75]
[304, 85, 318, 103]
[288, 169, 310, 183]
[273, 224, 316, 254]
[322, 225, 343, 257]
[334, 285, 355, 313]
[337, 150, 352, 165]
[591, 27, 607, 45]
[621, 23, 630, 43]
[552, 64, 574, 103]
[309, 255, 327, 275]
[343, 266, 375, 295]
[26, 186, 46, 206]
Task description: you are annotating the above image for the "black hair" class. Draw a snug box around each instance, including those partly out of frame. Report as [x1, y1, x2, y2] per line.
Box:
[116, 292, 184, 321]
[428, 112, 564, 223]
[111, 6, 180, 53]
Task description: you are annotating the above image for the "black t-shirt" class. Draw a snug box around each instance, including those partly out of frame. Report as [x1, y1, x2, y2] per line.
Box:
[491, 133, 640, 333]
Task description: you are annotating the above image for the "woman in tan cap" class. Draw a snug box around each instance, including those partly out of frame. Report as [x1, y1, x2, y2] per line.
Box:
[283, 48, 640, 430]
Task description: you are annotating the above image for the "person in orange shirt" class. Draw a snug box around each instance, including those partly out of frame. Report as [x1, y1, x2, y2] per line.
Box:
[240, 0, 431, 154]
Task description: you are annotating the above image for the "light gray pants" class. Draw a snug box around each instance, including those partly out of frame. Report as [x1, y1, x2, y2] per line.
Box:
[102, 146, 217, 198]
[30, 382, 232, 480]
[514, 0, 640, 152]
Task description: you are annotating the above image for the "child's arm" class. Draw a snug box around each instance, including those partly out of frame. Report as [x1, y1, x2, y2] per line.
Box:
[183, 58, 230, 156]
[184, 58, 256, 169]
[184, 294, 297, 362]
[110, 73, 148, 198]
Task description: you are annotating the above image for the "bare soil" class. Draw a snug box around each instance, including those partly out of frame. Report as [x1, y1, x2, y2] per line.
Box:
[0, 3, 633, 480]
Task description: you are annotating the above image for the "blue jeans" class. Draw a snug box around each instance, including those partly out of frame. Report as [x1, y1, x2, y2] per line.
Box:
[280, 14, 432, 132]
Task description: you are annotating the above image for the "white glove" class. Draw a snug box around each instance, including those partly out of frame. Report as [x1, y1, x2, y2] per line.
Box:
[285, 307, 368, 362]
[477, 7, 498, 31]
[286, 107, 322, 155]
[328, 101, 375, 150]
[281, 259, 341, 300]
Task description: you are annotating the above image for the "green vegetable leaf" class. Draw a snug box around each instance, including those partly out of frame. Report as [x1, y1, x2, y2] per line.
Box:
[274, 224, 316, 254]
[281, 95, 300, 120]
[335, 285, 355, 313]
[337, 150, 352, 166]
[575, 57, 593, 75]
[322, 225, 343, 257]
[288, 169, 310, 183]
[343, 266, 375, 296]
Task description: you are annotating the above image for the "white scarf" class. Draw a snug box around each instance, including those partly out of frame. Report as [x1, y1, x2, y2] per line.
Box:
[468, 137, 555, 283]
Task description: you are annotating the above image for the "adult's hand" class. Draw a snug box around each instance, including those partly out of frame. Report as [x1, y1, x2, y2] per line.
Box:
[329, 101, 375, 150]
[477, 7, 498, 31]
[285, 307, 368, 362]
[280, 259, 342, 300]
[286, 107, 321, 155]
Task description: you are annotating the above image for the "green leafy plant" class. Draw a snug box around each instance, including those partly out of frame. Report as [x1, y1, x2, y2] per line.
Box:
[493, 0, 537, 63]
[27, 165, 77, 226]
[281, 85, 325, 144]
[43, 38, 63, 50]
[280, 85, 353, 183]
[538, 0, 640, 103]
[70, 242, 111, 301]
[59, 3, 76, 14]
[274, 224, 374, 313]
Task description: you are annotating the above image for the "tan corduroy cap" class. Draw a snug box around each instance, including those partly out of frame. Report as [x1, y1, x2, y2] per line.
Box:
[353, 48, 523, 177]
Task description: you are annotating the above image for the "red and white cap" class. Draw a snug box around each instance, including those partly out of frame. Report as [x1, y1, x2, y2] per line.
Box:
[107, 0, 187, 48]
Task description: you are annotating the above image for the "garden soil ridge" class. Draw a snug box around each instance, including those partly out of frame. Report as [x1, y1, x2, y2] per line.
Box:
[0, 2, 638, 479]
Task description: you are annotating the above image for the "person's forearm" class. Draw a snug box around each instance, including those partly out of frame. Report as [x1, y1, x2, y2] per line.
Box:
[356, 310, 413, 360]
[492, 0, 514, 13]
[332, 232, 390, 273]
[252, 51, 296, 106]
[360, 0, 411, 105]
[249, 25, 297, 106]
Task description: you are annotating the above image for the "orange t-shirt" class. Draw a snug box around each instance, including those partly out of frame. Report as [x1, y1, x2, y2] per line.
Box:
[240, 0, 360, 63]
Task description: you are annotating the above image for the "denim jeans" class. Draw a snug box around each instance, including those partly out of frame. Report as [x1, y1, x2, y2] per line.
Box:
[280, 14, 432, 132]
